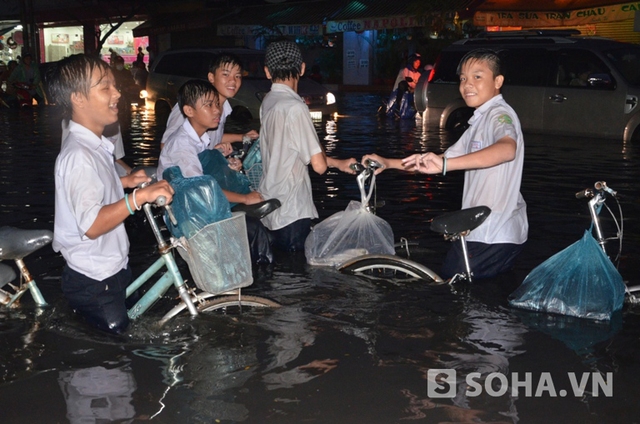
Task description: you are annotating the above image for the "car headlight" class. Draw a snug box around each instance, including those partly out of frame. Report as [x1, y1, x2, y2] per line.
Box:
[326, 92, 336, 105]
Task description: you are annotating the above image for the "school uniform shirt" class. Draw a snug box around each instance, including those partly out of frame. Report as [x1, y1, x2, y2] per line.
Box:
[160, 100, 231, 149]
[258, 83, 322, 231]
[157, 119, 211, 179]
[53, 121, 129, 281]
[444, 94, 528, 245]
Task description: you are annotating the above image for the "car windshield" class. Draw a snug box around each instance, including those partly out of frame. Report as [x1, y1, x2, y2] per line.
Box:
[604, 46, 640, 87]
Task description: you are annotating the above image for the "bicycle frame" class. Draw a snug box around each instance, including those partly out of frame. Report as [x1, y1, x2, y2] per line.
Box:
[125, 201, 197, 320]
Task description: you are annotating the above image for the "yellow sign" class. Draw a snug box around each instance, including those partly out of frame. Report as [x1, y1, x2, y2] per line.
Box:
[474, 2, 640, 27]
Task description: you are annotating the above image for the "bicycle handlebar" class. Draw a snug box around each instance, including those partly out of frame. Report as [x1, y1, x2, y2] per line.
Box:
[350, 159, 382, 174]
[575, 181, 617, 199]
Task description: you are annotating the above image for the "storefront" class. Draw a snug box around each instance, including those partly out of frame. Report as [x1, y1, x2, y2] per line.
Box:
[0, 20, 148, 65]
[41, 21, 149, 64]
[473, 1, 640, 43]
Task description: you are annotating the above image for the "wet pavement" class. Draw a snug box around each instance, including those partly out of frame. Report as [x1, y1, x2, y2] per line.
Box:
[1, 94, 640, 423]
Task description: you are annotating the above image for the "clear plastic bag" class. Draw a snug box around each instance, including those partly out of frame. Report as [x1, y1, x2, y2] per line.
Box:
[509, 230, 626, 321]
[162, 166, 231, 239]
[305, 170, 394, 266]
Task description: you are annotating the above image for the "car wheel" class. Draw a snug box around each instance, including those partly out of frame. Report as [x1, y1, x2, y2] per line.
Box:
[154, 101, 172, 125]
[446, 107, 473, 132]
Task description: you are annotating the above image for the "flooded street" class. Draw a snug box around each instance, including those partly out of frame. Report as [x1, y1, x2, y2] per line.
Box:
[1, 93, 640, 423]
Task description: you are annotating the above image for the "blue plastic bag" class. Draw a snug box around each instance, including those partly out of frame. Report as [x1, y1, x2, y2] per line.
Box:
[162, 166, 231, 239]
[509, 230, 625, 321]
[198, 149, 251, 205]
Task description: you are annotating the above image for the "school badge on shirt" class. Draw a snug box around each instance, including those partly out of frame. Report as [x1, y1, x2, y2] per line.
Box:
[497, 114, 513, 125]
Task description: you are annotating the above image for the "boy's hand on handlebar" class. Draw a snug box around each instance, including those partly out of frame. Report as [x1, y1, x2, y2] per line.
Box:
[214, 142, 233, 157]
[361, 154, 388, 175]
[243, 130, 259, 140]
[139, 180, 174, 206]
[121, 169, 151, 189]
[335, 158, 357, 175]
[228, 157, 243, 172]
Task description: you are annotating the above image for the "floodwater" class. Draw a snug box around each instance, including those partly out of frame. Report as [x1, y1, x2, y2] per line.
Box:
[1, 94, 640, 424]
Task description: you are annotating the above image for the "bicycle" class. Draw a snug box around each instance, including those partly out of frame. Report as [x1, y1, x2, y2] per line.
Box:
[337, 159, 489, 284]
[339, 174, 640, 302]
[0, 194, 279, 327]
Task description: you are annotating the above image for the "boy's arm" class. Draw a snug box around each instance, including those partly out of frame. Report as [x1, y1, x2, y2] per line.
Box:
[221, 129, 259, 144]
[361, 154, 405, 175]
[404, 136, 516, 175]
[221, 189, 263, 205]
[445, 136, 516, 172]
[310, 151, 356, 175]
[85, 181, 174, 239]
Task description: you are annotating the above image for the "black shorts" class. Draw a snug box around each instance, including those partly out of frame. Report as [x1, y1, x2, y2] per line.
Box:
[441, 241, 524, 280]
[61, 265, 131, 334]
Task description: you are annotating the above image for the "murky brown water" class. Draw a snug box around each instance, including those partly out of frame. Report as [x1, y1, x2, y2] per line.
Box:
[1, 94, 639, 423]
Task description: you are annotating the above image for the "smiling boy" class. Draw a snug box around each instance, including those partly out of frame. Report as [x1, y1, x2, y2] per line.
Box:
[157, 79, 262, 206]
[363, 49, 528, 279]
[50, 54, 174, 333]
[160, 52, 258, 156]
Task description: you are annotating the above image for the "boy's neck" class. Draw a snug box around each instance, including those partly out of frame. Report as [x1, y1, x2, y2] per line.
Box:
[187, 117, 207, 138]
[72, 113, 105, 138]
[273, 77, 299, 93]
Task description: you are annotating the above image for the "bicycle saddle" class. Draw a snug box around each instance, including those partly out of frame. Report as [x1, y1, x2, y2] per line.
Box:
[231, 198, 282, 219]
[0, 227, 53, 261]
[0, 263, 16, 287]
[430, 206, 491, 235]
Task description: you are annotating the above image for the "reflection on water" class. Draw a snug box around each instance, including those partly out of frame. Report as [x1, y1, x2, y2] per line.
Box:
[0, 96, 639, 423]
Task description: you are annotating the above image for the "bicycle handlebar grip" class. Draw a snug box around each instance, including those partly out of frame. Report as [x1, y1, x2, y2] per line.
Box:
[575, 188, 593, 199]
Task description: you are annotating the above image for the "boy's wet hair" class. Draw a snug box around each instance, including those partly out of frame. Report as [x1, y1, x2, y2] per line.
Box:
[457, 48, 502, 77]
[265, 40, 303, 82]
[208, 52, 243, 74]
[47, 54, 111, 120]
[177, 79, 219, 117]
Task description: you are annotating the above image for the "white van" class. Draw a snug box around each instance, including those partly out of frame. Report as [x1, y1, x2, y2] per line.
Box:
[145, 47, 337, 121]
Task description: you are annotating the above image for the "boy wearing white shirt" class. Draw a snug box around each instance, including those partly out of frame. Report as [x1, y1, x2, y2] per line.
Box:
[50, 54, 174, 334]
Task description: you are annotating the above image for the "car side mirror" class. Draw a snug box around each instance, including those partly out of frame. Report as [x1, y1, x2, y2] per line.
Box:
[587, 73, 614, 89]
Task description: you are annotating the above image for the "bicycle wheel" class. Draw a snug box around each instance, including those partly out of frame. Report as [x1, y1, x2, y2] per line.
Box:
[338, 254, 445, 284]
[196, 295, 280, 313]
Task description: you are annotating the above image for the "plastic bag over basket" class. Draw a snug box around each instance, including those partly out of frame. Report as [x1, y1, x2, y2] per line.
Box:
[199, 149, 252, 206]
[509, 230, 625, 321]
[304, 170, 395, 266]
[176, 212, 253, 294]
[162, 166, 231, 239]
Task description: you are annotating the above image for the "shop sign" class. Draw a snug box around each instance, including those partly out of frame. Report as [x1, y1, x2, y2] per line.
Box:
[474, 1, 640, 27]
[217, 24, 322, 36]
[326, 15, 424, 33]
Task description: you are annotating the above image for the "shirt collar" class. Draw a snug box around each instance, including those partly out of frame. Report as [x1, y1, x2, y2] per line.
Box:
[270, 83, 304, 102]
[67, 120, 114, 155]
[469, 94, 503, 126]
[182, 119, 211, 147]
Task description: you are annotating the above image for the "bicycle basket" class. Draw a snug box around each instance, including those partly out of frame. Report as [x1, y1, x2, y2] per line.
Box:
[245, 162, 262, 191]
[176, 212, 253, 294]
